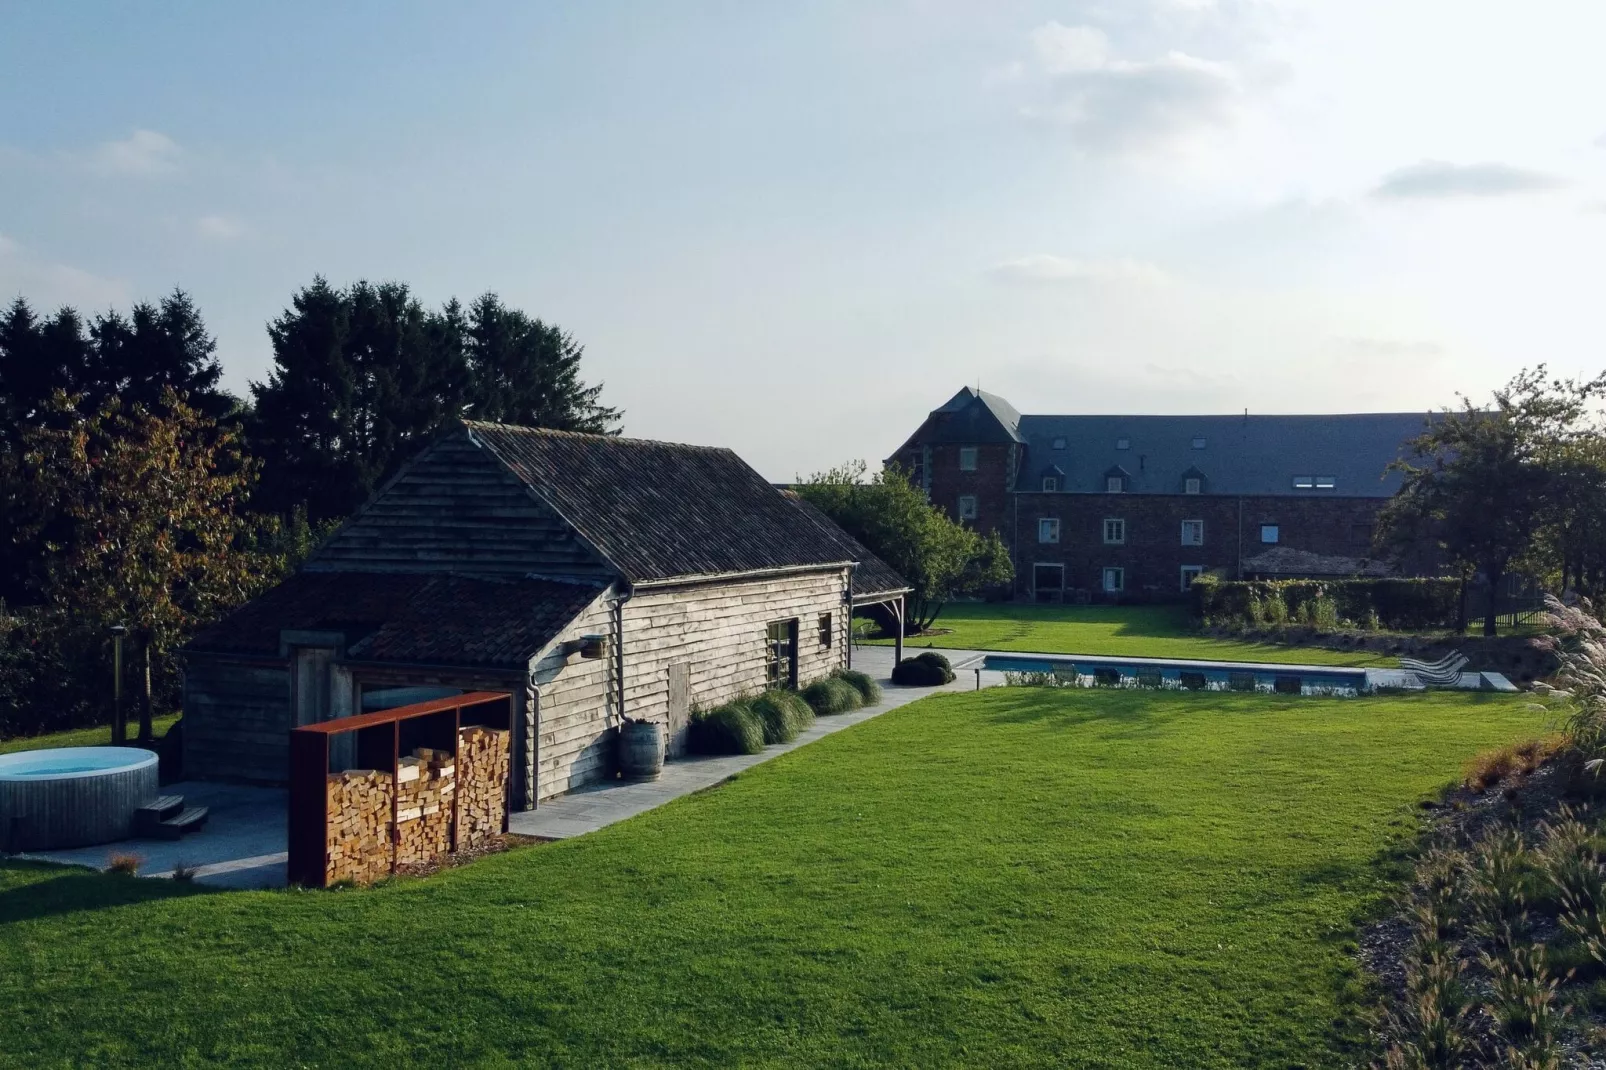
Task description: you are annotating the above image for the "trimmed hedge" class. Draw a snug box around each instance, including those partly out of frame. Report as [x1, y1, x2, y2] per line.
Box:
[802, 677, 862, 715]
[688, 701, 765, 755]
[833, 668, 881, 705]
[1191, 575, 1461, 632]
[891, 652, 955, 686]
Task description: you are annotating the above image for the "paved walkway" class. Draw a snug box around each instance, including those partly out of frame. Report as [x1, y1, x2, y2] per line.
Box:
[510, 645, 1003, 839]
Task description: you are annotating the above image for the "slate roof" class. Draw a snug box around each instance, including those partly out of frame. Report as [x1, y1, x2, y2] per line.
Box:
[895, 386, 1026, 450]
[1015, 412, 1431, 497]
[782, 494, 914, 601]
[186, 571, 603, 669]
[466, 423, 876, 584]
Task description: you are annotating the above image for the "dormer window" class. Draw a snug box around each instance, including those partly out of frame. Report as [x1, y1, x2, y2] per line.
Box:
[1116, 438, 1130, 450]
[1042, 476, 1058, 493]
[959, 447, 978, 472]
[1184, 477, 1201, 495]
[1292, 475, 1314, 489]
[1106, 475, 1124, 493]
[1191, 437, 1206, 450]
[1315, 475, 1336, 489]
[1052, 437, 1066, 450]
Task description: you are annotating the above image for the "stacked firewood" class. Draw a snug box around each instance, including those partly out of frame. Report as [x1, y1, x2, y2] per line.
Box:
[395, 747, 455, 865]
[456, 726, 510, 848]
[325, 769, 394, 886]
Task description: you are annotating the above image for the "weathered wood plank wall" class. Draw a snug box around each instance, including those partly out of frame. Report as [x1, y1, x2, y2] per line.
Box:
[183, 658, 293, 783]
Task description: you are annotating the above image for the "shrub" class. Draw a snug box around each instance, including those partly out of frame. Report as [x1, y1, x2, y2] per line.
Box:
[915, 650, 951, 672]
[1464, 737, 1563, 793]
[107, 854, 141, 876]
[802, 677, 861, 715]
[1191, 575, 1463, 632]
[749, 690, 815, 744]
[833, 668, 881, 705]
[171, 861, 197, 883]
[891, 656, 954, 686]
[688, 701, 764, 755]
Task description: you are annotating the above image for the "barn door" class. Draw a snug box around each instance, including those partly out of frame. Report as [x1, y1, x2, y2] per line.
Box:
[666, 662, 691, 757]
[292, 647, 334, 727]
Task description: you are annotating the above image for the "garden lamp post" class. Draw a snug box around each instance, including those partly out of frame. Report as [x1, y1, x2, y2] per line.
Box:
[110, 624, 127, 745]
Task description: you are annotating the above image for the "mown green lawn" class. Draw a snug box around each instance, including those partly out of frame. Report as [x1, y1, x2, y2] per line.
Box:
[0, 689, 1539, 1067]
[867, 602, 1389, 666]
[0, 714, 178, 756]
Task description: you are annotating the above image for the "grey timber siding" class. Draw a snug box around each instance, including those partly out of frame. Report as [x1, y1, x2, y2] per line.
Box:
[183, 657, 293, 784]
[623, 569, 848, 755]
[307, 433, 610, 578]
[529, 592, 618, 801]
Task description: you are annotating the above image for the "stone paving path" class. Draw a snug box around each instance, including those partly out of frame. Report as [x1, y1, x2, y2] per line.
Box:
[510, 645, 1001, 839]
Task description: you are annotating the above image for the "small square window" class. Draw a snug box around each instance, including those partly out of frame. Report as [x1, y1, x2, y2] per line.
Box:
[1103, 518, 1125, 544]
[1106, 475, 1124, 493]
[1116, 438, 1130, 450]
[1180, 565, 1204, 591]
[818, 612, 833, 648]
[1042, 476, 1058, 493]
[1292, 475, 1314, 489]
[1184, 477, 1201, 495]
[957, 495, 977, 520]
[1181, 519, 1204, 546]
[1260, 524, 1280, 544]
[1191, 437, 1206, 449]
[1315, 475, 1336, 489]
[1102, 567, 1124, 592]
[1052, 437, 1066, 450]
[1038, 518, 1060, 543]
[959, 447, 978, 471]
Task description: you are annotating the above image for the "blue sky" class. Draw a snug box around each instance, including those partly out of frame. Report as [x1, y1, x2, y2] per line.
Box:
[4, 1, 1605, 478]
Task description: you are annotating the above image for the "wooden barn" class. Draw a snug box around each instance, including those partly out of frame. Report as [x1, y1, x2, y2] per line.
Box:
[180, 423, 910, 809]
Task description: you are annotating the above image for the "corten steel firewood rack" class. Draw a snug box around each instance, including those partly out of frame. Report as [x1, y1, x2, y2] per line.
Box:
[287, 691, 513, 888]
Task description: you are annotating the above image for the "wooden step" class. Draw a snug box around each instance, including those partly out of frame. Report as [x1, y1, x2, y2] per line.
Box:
[152, 806, 209, 841]
[133, 795, 186, 837]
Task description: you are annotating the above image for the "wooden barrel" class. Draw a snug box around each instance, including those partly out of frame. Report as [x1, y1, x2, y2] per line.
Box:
[618, 720, 665, 781]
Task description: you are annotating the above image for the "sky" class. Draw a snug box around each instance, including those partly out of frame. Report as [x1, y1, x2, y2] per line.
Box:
[3, 0, 1604, 480]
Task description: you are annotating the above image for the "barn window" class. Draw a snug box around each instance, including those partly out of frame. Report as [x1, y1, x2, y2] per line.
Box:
[1116, 437, 1130, 450]
[957, 495, 978, 520]
[1315, 475, 1336, 489]
[959, 447, 978, 471]
[1038, 518, 1060, 543]
[1180, 519, 1204, 546]
[1261, 524, 1280, 544]
[1102, 518, 1125, 545]
[765, 619, 798, 688]
[1042, 476, 1058, 492]
[1191, 437, 1207, 449]
[1052, 437, 1067, 449]
[1102, 567, 1124, 593]
[1105, 475, 1124, 493]
[1180, 565, 1204, 590]
[818, 613, 833, 648]
[1292, 475, 1314, 489]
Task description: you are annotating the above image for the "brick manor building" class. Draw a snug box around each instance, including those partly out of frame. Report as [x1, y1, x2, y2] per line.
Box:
[887, 387, 1436, 602]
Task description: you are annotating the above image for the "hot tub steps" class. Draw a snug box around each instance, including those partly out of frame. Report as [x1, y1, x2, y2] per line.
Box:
[134, 795, 210, 840]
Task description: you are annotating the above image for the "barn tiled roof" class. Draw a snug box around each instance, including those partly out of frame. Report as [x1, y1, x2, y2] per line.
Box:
[186, 571, 603, 669]
[465, 423, 874, 584]
[782, 494, 913, 601]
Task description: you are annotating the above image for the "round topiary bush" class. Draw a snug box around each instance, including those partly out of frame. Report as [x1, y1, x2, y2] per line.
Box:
[891, 655, 954, 686]
[915, 650, 952, 673]
[749, 692, 804, 744]
[802, 676, 861, 715]
[688, 701, 765, 755]
[832, 668, 881, 705]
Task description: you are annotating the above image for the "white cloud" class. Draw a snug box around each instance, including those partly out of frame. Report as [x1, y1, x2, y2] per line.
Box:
[1333, 336, 1445, 359]
[94, 129, 182, 176]
[196, 214, 246, 240]
[0, 233, 129, 309]
[1020, 21, 1242, 155]
[988, 254, 1170, 285]
[1371, 160, 1564, 199]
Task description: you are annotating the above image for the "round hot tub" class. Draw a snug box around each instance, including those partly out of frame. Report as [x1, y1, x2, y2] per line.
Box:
[0, 747, 159, 851]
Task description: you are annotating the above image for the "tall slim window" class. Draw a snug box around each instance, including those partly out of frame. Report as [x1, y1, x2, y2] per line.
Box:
[765, 619, 798, 687]
[818, 613, 833, 648]
[959, 447, 978, 471]
[1038, 518, 1060, 543]
[1103, 518, 1125, 545]
[958, 495, 977, 520]
[1181, 519, 1204, 546]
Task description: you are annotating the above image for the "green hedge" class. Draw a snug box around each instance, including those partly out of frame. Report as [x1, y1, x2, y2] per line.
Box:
[1190, 575, 1461, 631]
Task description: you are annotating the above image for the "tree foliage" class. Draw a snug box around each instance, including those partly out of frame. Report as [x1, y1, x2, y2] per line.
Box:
[1379, 367, 1606, 635]
[796, 461, 1013, 633]
[248, 278, 620, 522]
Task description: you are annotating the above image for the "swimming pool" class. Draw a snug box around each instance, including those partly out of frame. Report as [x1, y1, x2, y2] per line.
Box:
[0, 747, 159, 851]
[982, 653, 1371, 695]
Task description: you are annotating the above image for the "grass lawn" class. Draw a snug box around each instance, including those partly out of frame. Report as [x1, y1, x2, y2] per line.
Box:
[0, 714, 178, 756]
[867, 602, 1390, 666]
[0, 688, 1541, 1067]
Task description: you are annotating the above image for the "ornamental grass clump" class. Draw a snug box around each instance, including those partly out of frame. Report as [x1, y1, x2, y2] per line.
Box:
[1466, 826, 1534, 953]
[749, 690, 814, 744]
[832, 668, 881, 705]
[1482, 945, 1567, 1066]
[802, 676, 861, 715]
[688, 701, 764, 755]
[1540, 807, 1606, 966]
